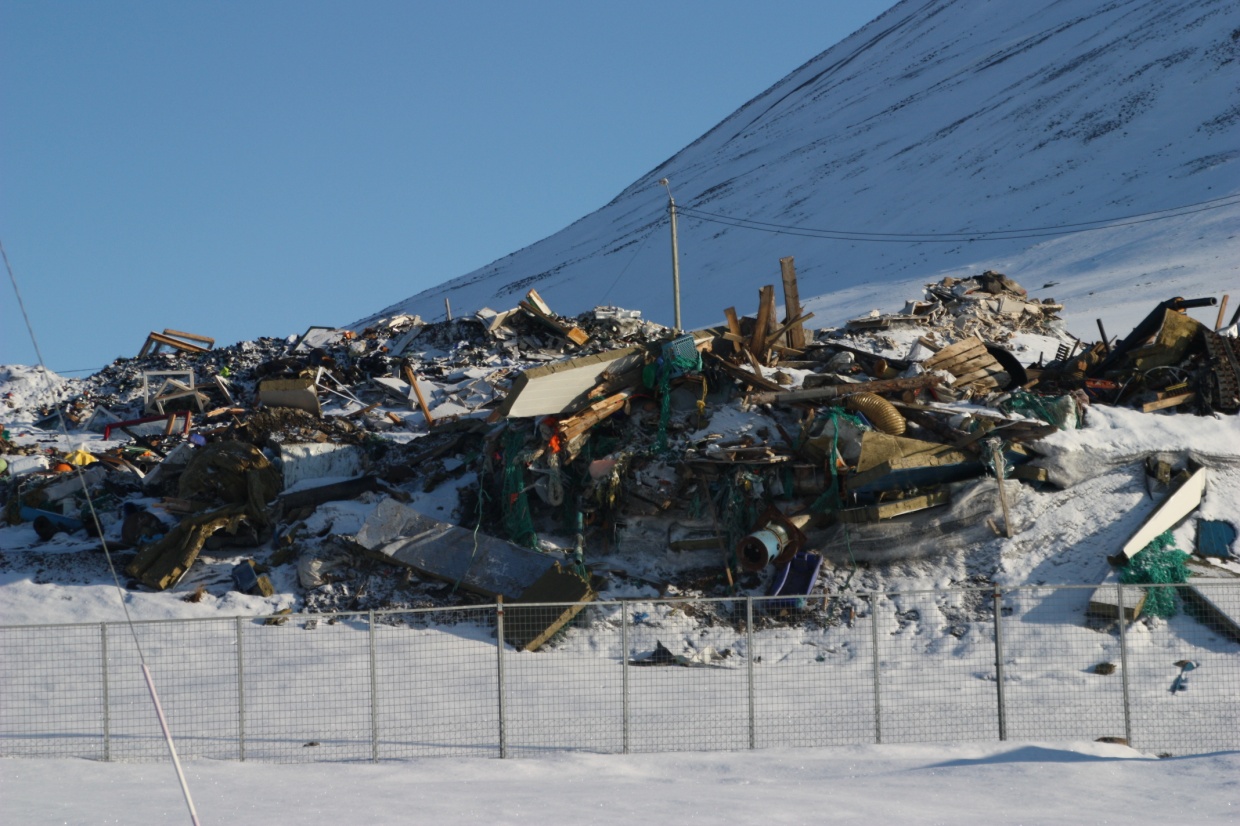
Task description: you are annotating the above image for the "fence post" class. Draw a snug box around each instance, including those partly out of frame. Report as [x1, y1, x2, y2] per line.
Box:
[496, 597, 508, 759]
[871, 594, 882, 744]
[235, 616, 245, 761]
[101, 623, 110, 762]
[621, 603, 630, 755]
[993, 586, 1007, 741]
[1117, 583, 1132, 746]
[369, 610, 379, 763]
[746, 596, 755, 750]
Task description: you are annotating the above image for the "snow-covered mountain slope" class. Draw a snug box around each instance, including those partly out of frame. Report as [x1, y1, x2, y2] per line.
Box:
[355, 0, 1240, 338]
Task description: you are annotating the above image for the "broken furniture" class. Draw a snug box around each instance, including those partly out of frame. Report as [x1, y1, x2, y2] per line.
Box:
[137, 329, 215, 358]
[142, 369, 208, 415]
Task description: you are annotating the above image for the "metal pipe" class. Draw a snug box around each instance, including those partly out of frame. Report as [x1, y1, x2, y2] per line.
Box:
[621, 605, 630, 755]
[369, 610, 379, 763]
[993, 587, 1007, 741]
[496, 597, 508, 759]
[101, 623, 110, 762]
[871, 595, 882, 744]
[746, 596, 755, 750]
[1117, 584, 1132, 747]
[236, 616, 246, 761]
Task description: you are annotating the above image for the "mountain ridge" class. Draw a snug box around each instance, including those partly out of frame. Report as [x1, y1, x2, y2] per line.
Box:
[355, 0, 1240, 337]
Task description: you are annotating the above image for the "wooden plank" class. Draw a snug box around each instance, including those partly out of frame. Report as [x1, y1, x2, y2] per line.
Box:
[1087, 572, 1147, 621]
[745, 347, 767, 380]
[1141, 392, 1195, 413]
[763, 312, 815, 351]
[723, 307, 742, 338]
[704, 352, 785, 393]
[748, 374, 942, 406]
[837, 490, 951, 523]
[402, 363, 435, 428]
[524, 289, 553, 315]
[923, 335, 984, 362]
[936, 349, 1001, 376]
[750, 285, 775, 360]
[926, 346, 991, 375]
[950, 366, 1007, 389]
[162, 329, 215, 346]
[779, 257, 806, 349]
[141, 332, 211, 356]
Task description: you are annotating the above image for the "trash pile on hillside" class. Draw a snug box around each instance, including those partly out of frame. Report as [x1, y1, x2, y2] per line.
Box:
[4, 263, 1238, 646]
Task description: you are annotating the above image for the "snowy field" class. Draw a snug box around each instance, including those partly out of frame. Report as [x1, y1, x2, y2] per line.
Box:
[3, 740, 1238, 825]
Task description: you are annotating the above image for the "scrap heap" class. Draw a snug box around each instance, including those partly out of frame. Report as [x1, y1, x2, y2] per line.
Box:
[3, 263, 1237, 641]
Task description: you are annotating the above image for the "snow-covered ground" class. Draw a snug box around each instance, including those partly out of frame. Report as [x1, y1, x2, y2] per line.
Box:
[3, 740, 1237, 825]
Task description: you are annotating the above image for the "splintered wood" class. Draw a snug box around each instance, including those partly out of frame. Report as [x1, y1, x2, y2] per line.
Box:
[921, 335, 1008, 392]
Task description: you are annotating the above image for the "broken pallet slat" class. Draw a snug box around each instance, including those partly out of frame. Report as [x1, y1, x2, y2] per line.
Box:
[936, 349, 1001, 376]
[923, 336, 986, 368]
[837, 490, 951, 523]
[925, 344, 989, 373]
[763, 312, 815, 351]
[1141, 392, 1195, 413]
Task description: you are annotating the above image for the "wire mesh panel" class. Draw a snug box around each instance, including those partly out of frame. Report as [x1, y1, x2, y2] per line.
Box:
[0, 622, 105, 759]
[2, 580, 1237, 764]
[1000, 585, 1127, 742]
[373, 607, 500, 759]
[501, 601, 625, 757]
[1122, 581, 1240, 755]
[106, 618, 240, 761]
[240, 612, 371, 762]
[875, 588, 1001, 744]
[624, 598, 751, 753]
[750, 594, 877, 748]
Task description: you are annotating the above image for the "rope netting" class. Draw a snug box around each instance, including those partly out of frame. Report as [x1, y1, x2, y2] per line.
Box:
[1120, 530, 1191, 618]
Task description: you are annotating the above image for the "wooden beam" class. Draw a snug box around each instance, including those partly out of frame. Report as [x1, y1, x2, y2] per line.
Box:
[1141, 392, 1195, 413]
[779, 257, 806, 349]
[763, 312, 815, 351]
[401, 362, 435, 427]
[748, 374, 942, 406]
[162, 329, 215, 347]
[750, 285, 775, 362]
[704, 351, 784, 392]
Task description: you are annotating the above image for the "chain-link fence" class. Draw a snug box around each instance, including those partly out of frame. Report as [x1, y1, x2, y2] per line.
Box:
[2, 582, 1237, 762]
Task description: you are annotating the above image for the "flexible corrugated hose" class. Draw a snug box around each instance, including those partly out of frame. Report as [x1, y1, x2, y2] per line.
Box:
[844, 392, 906, 436]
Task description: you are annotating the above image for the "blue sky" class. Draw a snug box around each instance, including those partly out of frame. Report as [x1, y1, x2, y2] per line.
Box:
[2, 1, 892, 373]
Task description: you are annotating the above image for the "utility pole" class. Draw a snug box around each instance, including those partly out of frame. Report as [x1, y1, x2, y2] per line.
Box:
[660, 178, 682, 331]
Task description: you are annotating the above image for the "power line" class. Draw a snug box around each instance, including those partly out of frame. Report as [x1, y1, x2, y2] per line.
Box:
[675, 192, 1240, 243]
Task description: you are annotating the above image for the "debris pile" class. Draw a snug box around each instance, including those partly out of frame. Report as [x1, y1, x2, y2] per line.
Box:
[3, 261, 1238, 644]
[847, 271, 1065, 342]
